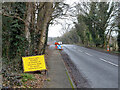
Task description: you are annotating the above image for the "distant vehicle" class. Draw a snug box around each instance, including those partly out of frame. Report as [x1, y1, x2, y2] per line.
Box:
[54, 41, 62, 45]
[58, 41, 62, 45]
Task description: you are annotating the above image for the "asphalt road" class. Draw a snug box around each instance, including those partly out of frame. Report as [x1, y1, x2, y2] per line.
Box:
[62, 44, 118, 88]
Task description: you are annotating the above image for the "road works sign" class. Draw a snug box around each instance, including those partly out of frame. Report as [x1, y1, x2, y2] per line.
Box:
[57, 45, 61, 49]
[22, 55, 47, 72]
[57, 45, 63, 50]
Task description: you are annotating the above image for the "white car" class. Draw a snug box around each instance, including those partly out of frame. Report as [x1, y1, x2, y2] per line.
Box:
[58, 41, 62, 45]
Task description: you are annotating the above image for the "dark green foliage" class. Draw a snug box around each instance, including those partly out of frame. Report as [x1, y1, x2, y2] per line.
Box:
[117, 22, 120, 52]
[60, 2, 119, 50]
[117, 3, 120, 52]
[117, 31, 120, 52]
[76, 2, 115, 47]
[2, 3, 27, 69]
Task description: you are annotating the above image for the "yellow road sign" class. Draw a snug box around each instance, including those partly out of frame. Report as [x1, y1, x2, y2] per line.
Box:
[22, 55, 47, 72]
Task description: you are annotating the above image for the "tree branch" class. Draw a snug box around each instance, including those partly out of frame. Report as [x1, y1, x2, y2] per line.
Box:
[2, 12, 26, 24]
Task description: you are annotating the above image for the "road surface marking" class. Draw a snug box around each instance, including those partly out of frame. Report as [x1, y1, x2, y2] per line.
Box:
[74, 47, 76, 49]
[85, 52, 92, 56]
[78, 50, 83, 52]
[99, 58, 118, 67]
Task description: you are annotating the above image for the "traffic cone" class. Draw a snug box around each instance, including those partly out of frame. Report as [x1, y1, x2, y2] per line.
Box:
[107, 45, 109, 51]
[55, 45, 57, 49]
[61, 46, 63, 50]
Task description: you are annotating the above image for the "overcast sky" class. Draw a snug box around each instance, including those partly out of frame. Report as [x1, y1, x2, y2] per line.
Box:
[48, 0, 79, 37]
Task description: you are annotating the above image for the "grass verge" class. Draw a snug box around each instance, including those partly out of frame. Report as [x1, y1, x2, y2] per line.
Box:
[21, 73, 35, 82]
[66, 71, 74, 89]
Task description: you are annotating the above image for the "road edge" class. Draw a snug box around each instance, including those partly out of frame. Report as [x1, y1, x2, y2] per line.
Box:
[60, 51, 76, 88]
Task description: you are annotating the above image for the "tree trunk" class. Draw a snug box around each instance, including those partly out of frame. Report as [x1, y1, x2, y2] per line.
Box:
[29, 3, 36, 55]
[25, 3, 32, 42]
[43, 23, 49, 54]
[107, 29, 112, 47]
[37, 2, 53, 54]
[25, 2, 32, 54]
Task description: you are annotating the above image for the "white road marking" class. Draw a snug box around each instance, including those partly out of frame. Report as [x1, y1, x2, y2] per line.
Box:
[85, 52, 93, 56]
[78, 50, 83, 52]
[73, 47, 76, 49]
[99, 58, 118, 67]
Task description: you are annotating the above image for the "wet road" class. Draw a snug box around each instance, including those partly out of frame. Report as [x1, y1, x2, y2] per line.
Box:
[62, 44, 118, 88]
